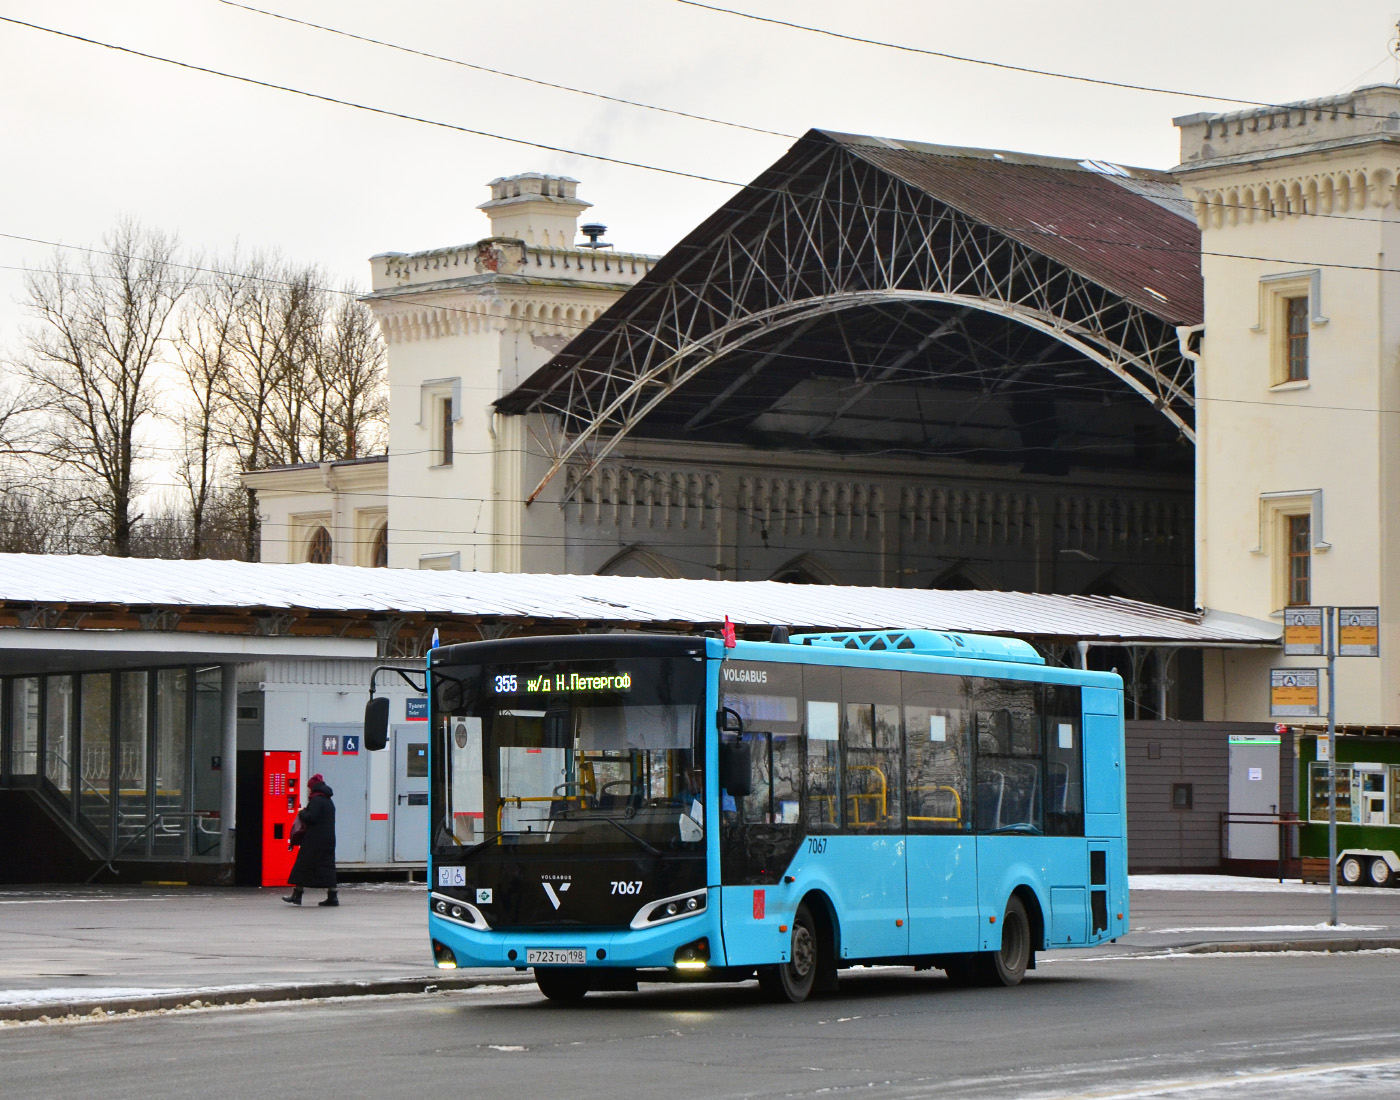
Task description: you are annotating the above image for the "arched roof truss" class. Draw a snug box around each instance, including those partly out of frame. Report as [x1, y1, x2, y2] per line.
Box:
[500, 131, 1203, 503]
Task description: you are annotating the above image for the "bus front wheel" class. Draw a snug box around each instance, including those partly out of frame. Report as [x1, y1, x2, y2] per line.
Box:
[758, 902, 819, 1003]
[535, 968, 589, 1003]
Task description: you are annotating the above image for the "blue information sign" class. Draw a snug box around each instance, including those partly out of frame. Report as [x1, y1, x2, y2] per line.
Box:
[406, 697, 428, 721]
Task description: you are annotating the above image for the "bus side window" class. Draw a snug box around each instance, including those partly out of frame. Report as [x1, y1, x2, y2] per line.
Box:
[841, 667, 902, 831]
[804, 667, 841, 828]
[1045, 685, 1084, 836]
[903, 671, 971, 831]
[974, 680, 1041, 832]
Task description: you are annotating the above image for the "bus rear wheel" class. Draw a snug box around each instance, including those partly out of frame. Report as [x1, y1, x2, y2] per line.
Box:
[1340, 855, 1365, 886]
[962, 896, 1031, 988]
[1369, 858, 1394, 888]
[535, 968, 589, 1002]
[758, 902, 819, 1003]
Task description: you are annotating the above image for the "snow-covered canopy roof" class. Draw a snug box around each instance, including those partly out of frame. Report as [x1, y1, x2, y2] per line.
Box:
[0, 554, 1278, 648]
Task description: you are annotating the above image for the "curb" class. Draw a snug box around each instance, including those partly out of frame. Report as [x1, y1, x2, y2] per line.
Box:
[0, 971, 536, 1024]
[1177, 936, 1400, 955]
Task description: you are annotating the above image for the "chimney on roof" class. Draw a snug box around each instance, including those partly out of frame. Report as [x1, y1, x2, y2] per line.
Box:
[478, 173, 591, 248]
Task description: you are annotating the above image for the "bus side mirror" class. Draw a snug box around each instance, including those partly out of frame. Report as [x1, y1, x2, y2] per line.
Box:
[719, 742, 752, 798]
[364, 696, 390, 751]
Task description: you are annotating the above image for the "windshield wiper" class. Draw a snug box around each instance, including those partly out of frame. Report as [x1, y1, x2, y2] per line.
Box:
[439, 829, 509, 859]
[599, 816, 663, 856]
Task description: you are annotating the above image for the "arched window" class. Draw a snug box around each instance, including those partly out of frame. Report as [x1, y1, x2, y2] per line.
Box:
[306, 526, 333, 564]
[371, 525, 388, 568]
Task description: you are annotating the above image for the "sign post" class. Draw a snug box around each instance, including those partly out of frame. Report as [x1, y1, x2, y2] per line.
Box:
[1272, 605, 1380, 926]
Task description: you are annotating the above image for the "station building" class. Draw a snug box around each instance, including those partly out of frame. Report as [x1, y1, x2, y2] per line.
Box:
[8, 85, 1400, 884]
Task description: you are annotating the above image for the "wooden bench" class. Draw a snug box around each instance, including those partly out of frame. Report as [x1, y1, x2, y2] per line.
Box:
[1301, 857, 1331, 884]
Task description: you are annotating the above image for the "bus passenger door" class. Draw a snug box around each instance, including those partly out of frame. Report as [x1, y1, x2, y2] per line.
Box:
[902, 676, 979, 955]
[820, 676, 908, 960]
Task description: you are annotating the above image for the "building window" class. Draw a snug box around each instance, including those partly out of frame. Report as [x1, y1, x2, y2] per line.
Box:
[438, 397, 454, 466]
[307, 526, 333, 564]
[1285, 296, 1308, 381]
[371, 525, 388, 568]
[1257, 270, 1324, 387]
[1171, 783, 1193, 810]
[1287, 514, 1311, 605]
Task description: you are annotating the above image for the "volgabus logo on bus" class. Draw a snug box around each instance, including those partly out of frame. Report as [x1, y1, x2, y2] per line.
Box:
[491, 670, 633, 694]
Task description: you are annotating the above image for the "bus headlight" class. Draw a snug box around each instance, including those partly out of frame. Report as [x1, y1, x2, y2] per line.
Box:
[631, 889, 707, 929]
[430, 892, 491, 930]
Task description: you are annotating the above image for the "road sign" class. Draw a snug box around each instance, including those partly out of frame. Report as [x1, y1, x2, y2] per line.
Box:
[1283, 607, 1324, 656]
[1337, 606, 1379, 657]
[1270, 667, 1320, 717]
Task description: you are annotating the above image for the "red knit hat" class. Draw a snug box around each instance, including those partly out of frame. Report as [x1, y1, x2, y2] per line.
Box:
[309, 773, 324, 785]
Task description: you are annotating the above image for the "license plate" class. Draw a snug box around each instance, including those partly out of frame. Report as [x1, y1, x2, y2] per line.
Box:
[526, 948, 585, 966]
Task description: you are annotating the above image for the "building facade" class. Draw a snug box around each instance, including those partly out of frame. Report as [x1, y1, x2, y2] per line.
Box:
[1174, 85, 1400, 726]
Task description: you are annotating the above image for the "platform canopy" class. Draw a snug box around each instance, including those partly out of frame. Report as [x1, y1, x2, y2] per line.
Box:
[498, 129, 1203, 504]
[0, 555, 1276, 654]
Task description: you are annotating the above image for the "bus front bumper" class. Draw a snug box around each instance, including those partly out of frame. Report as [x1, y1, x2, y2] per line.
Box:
[428, 908, 725, 972]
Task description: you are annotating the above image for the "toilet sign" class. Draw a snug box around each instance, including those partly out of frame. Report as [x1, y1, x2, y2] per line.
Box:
[321, 734, 339, 755]
[1337, 606, 1379, 657]
[1270, 668, 1320, 717]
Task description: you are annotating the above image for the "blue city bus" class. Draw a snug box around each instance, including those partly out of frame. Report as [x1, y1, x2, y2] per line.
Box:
[402, 628, 1128, 1002]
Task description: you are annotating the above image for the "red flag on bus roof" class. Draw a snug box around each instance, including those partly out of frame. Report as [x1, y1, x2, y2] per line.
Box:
[722, 616, 736, 648]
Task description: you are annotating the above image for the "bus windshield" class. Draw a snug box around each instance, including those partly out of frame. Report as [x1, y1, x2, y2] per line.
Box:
[432, 657, 705, 858]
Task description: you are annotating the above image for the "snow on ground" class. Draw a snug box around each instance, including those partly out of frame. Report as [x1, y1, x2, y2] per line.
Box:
[0, 985, 259, 1008]
[1130, 874, 1394, 895]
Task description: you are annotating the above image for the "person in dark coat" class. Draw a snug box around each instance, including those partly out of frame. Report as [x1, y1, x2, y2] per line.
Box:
[284, 774, 338, 907]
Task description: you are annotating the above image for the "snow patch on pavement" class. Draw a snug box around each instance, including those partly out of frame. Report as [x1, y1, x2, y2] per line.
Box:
[1141, 923, 1383, 935]
[0, 984, 258, 1007]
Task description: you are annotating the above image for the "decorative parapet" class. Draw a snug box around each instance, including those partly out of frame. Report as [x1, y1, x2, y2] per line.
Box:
[370, 240, 657, 292]
[740, 476, 884, 540]
[1186, 165, 1400, 229]
[1174, 84, 1400, 228]
[566, 465, 722, 530]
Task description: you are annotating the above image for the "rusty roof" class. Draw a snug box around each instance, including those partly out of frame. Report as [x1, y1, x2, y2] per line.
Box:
[822, 132, 1203, 325]
[498, 130, 1203, 415]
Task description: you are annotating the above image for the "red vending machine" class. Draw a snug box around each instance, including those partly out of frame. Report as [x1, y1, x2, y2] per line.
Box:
[261, 751, 302, 887]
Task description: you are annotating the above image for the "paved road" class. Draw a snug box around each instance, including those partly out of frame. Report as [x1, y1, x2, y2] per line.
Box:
[3, 875, 1398, 1008]
[3, 951, 1399, 1099]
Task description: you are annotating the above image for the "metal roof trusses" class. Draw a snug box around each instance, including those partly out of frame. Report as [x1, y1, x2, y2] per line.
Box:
[512, 136, 1196, 505]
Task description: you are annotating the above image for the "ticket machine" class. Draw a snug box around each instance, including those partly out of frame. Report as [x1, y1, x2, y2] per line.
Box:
[260, 750, 302, 887]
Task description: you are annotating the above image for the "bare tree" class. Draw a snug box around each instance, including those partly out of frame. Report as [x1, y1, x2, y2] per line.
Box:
[310, 291, 388, 461]
[19, 221, 193, 555]
[211, 258, 387, 557]
[172, 275, 235, 558]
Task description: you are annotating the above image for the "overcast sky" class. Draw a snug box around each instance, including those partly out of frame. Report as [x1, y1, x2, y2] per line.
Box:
[2, 0, 1398, 353]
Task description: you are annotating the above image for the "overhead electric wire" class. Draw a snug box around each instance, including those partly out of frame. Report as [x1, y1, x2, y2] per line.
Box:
[215, 0, 796, 139]
[6, 12, 1400, 276]
[668, 0, 1379, 115]
[0, 14, 742, 189]
[9, 17, 1400, 427]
